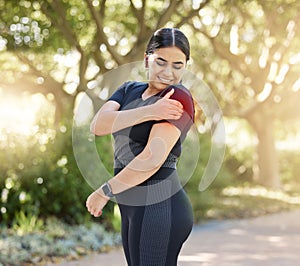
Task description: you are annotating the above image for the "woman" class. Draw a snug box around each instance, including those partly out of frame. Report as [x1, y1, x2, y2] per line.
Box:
[86, 28, 195, 266]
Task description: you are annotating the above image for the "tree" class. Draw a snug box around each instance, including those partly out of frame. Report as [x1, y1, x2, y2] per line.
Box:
[186, 0, 300, 188]
[1, 0, 299, 189]
[0, 0, 210, 121]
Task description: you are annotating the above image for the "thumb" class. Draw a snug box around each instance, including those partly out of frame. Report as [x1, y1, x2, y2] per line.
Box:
[163, 88, 174, 99]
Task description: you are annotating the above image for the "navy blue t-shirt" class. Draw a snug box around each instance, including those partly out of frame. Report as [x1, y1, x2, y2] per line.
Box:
[107, 81, 195, 169]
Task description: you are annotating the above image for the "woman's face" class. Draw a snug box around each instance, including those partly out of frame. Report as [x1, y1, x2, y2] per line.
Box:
[146, 46, 187, 91]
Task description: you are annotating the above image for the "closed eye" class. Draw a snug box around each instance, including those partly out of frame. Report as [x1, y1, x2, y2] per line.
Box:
[156, 58, 184, 70]
[172, 63, 184, 70]
[156, 58, 167, 67]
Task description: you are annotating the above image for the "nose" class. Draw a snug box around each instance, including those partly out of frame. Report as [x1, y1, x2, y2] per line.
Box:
[162, 63, 173, 77]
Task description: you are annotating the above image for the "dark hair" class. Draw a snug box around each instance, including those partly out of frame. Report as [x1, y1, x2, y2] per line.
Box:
[145, 28, 190, 61]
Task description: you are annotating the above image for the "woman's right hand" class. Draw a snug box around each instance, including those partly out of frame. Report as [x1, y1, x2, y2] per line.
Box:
[151, 89, 184, 121]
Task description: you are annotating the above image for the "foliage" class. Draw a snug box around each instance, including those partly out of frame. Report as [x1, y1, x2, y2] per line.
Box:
[0, 118, 96, 226]
[215, 184, 300, 220]
[12, 210, 44, 236]
[0, 0, 299, 189]
[0, 0, 299, 231]
[184, 132, 233, 222]
[0, 217, 121, 266]
[279, 149, 300, 185]
[187, 0, 300, 187]
[186, 130, 300, 223]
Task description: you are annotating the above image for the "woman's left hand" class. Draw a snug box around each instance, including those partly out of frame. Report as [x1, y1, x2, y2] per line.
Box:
[86, 189, 109, 217]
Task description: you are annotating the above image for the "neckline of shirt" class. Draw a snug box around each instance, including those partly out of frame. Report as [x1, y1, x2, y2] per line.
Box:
[140, 83, 165, 101]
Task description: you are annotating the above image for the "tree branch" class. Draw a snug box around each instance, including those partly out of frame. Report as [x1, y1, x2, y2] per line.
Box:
[155, 0, 182, 29]
[85, 0, 124, 65]
[77, 53, 89, 92]
[130, 0, 147, 38]
[175, 0, 211, 28]
[41, 0, 83, 54]
[129, 0, 141, 20]
[100, 0, 107, 18]
[14, 52, 69, 97]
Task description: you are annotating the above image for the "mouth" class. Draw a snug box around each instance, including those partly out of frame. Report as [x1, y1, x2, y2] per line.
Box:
[158, 76, 173, 84]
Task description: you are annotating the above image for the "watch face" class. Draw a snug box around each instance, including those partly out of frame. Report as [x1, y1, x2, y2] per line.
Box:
[102, 184, 109, 194]
[102, 183, 113, 197]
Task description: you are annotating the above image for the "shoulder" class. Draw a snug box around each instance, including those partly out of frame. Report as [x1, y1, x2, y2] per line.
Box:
[161, 84, 194, 111]
[160, 84, 193, 100]
[172, 84, 193, 103]
[159, 84, 195, 125]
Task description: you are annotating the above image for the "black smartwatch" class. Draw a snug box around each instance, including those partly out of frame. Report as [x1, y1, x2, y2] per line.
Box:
[100, 182, 115, 198]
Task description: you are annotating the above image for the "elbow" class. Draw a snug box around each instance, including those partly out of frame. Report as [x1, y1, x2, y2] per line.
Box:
[90, 120, 107, 136]
[149, 154, 166, 170]
[90, 110, 113, 136]
[90, 123, 98, 135]
[138, 141, 170, 171]
[140, 150, 166, 172]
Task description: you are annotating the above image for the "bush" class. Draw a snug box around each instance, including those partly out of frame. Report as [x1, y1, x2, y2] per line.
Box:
[278, 149, 300, 185]
[0, 217, 121, 266]
[0, 121, 115, 227]
[2, 112, 297, 229]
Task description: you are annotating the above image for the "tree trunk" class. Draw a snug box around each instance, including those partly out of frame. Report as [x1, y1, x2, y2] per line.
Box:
[248, 114, 281, 189]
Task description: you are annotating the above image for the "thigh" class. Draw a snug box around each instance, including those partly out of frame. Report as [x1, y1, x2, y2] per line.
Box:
[118, 204, 131, 265]
[119, 204, 146, 266]
[121, 199, 173, 266]
[138, 197, 172, 266]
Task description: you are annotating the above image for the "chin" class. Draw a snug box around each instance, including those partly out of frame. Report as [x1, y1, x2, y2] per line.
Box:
[157, 80, 175, 89]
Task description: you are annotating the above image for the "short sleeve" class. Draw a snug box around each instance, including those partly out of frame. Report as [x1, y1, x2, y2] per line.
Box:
[159, 84, 195, 135]
[106, 81, 131, 106]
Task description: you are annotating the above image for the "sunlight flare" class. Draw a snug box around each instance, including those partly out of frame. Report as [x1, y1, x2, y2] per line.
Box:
[0, 92, 48, 136]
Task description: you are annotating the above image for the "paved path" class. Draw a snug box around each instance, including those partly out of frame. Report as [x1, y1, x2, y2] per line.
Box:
[46, 209, 300, 266]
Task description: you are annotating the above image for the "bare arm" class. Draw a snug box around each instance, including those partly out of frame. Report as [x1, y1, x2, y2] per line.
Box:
[90, 89, 183, 136]
[86, 122, 181, 216]
[108, 122, 181, 193]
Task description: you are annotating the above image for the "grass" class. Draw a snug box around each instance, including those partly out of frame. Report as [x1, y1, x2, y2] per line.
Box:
[194, 183, 300, 222]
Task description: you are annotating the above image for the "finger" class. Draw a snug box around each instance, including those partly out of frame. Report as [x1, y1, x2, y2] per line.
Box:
[163, 88, 174, 99]
[168, 99, 183, 109]
[169, 105, 184, 114]
[94, 210, 102, 217]
[175, 105, 184, 112]
[173, 114, 183, 120]
[171, 112, 183, 120]
[164, 109, 183, 119]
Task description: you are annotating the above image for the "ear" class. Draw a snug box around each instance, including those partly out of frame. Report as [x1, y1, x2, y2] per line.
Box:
[144, 53, 149, 68]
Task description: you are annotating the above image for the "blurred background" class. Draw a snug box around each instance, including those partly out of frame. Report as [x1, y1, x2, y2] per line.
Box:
[0, 0, 299, 265]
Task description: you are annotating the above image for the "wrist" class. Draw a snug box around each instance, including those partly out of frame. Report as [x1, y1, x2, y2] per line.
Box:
[99, 182, 115, 199]
[95, 188, 110, 200]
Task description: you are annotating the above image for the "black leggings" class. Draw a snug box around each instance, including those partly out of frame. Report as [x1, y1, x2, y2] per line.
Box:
[115, 168, 193, 266]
